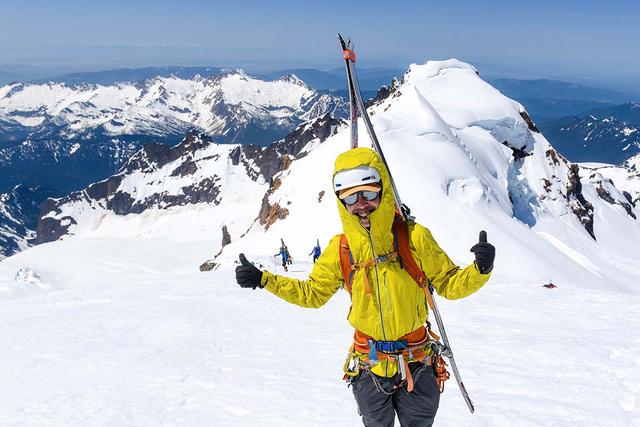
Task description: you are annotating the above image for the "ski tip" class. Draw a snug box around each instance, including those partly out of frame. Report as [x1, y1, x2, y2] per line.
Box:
[337, 33, 348, 49]
[459, 382, 475, 413]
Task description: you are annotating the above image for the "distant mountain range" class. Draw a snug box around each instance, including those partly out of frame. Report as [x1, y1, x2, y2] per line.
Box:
[489, 78, 637, 120]
[539, 103, 640, 164]
[0, 70, 346, 195]
[489, 79, 635, 104]
[0, 65, 405, 93]
[31, 66, 226, 86]
[4, 64, 638, 121]
[2, 63, 639, 260]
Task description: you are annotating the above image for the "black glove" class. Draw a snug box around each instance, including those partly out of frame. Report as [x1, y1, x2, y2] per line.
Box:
[235, 254, 264, 289]
[470, 230, 495, 274]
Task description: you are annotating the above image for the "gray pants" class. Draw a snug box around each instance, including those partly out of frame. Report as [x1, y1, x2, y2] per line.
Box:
[351, 361, 440, 427]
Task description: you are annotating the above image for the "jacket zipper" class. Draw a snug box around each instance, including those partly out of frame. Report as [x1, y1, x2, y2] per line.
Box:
[366, 230, 387, 341]
[384, 272, 392, 317]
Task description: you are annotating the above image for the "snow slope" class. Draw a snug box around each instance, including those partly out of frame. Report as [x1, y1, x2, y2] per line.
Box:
[0, 239, 637, 426]
[1, 59, 639, 425]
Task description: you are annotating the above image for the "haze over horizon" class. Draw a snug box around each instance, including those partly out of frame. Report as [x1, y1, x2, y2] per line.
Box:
[1, 0, 638, 94]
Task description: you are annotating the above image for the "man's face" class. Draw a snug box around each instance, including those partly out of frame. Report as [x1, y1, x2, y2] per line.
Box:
[345, 192, 380, 228]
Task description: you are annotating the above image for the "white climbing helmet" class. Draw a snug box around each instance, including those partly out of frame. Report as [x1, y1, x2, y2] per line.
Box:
[333, 165, 382, 198]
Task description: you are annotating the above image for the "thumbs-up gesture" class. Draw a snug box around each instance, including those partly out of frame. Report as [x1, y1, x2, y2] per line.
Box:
[470, 231, 495, 274]
[235, 254, 264, 289]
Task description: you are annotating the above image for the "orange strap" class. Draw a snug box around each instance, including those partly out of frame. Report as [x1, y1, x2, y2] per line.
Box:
[339, 234, 398, 297]
[391, 216, 429, 290]
[339, 237, 353, 292]
[349, 252, 398, 296]
[425, 321, 441, 341]
[351, 259, 375, 296]
[424, 287, 435, 310]
[391, 216, 443, 323]
[339, 215, 429, 300]
[343, 49, 356, 62]
[353, 326, 429, 353]
[402, 355, 414, 392]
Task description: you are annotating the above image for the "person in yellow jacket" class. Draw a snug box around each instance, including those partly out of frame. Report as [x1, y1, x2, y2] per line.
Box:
[235, 147, 495, 427]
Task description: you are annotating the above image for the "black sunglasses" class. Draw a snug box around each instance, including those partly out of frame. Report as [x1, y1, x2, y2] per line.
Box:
[343, 190, 380, 206]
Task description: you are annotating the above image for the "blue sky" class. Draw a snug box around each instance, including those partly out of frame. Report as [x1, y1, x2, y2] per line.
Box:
[1, 0, 638, 91]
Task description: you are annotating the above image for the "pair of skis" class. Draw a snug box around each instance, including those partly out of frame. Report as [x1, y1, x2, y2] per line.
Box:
[337, 33, 475, 414]
[338, 35, 411, 223]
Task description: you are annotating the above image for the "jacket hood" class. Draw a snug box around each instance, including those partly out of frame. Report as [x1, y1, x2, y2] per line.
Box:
[333, 148, 396, 261]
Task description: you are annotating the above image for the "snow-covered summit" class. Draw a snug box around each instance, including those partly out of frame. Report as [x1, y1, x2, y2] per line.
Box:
[276, 73, 308, 88]
[224, 58, 640, 293]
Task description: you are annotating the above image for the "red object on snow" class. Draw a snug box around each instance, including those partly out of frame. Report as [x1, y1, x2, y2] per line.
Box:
[543, 283, 557, 289]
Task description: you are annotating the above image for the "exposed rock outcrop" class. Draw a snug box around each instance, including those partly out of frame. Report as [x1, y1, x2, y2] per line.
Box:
[566, 164, 595, 239]
[519, 110, 539, 133]
[365, 78, 402, 109]
[0, 185, 56, 258]
[221, 225, 231, 247]
[591, 175, 636, 219]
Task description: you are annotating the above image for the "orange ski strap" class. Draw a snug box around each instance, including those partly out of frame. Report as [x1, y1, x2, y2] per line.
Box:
[343, 49, 356, 62]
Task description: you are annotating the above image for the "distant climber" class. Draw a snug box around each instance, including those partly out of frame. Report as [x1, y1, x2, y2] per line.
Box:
[280, 239, 293, 265]
[309, 241, 321, 263]
[274, 246, 290, 272]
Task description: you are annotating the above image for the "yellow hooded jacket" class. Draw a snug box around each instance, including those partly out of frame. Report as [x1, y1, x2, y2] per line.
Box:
[261, 148, 491, 377]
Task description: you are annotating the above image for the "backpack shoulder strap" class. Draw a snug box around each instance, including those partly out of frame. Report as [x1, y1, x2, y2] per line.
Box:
[392, 216, 440, 312]
[339, 234, 355, 294]
[392, 216, 428, 289]
[339, 218, 429, 295]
